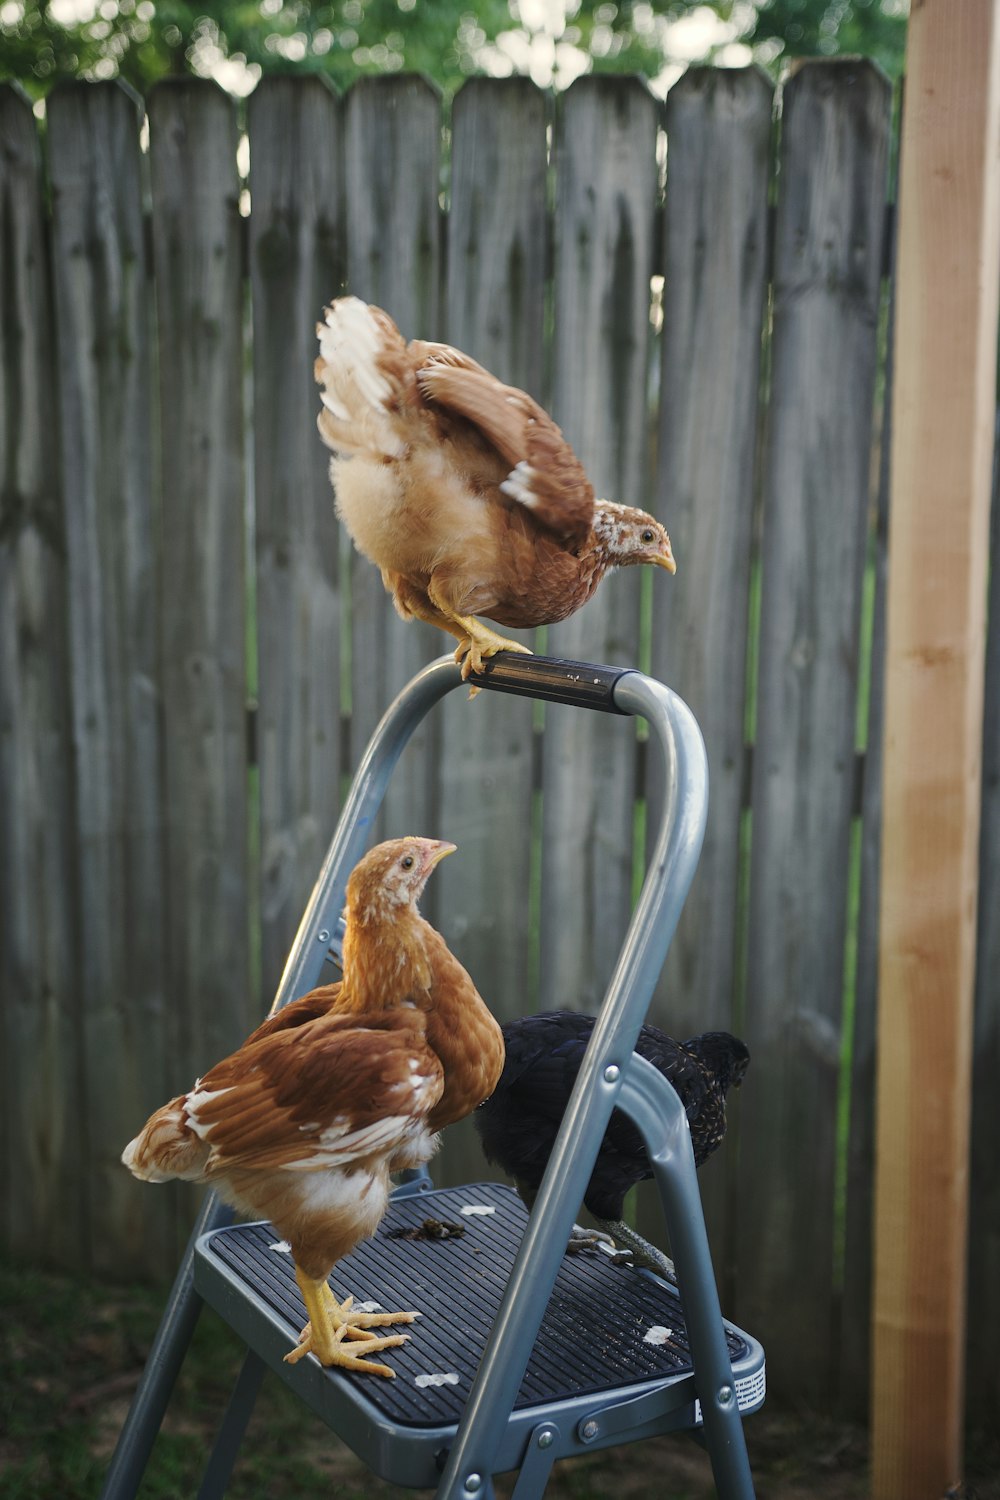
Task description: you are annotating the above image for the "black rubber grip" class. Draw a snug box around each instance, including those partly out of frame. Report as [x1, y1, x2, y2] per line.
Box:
[474, 652, 632, 713]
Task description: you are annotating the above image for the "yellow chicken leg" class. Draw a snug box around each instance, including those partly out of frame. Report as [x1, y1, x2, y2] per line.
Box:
[285, 1268, 415, 1377]
[389, 574, 533, 693]
[449, 617, 533, 680]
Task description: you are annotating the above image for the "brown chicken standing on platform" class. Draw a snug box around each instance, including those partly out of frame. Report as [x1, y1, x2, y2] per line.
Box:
[315, 297, 676, 680]
[122, 838, 504, 1377]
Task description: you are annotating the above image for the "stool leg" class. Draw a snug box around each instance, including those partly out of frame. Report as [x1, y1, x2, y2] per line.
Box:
[100, 1194, 231, 1499]
[196, 1348, 267, 1500]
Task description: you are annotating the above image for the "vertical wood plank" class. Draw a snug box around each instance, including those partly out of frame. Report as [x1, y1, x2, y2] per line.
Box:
[650, 67, 772, 1030]
[47, 81, 171, 1274]
[0, 85, 82, 1265]
[249, 76, 342, 1005]
[873, 3, 1000, 1487]
[148, 81, 250, 1124]
[738, 61, 890, 1397]
[968, 416, 1000, 1425]
[436, 76, 546, 989]
[840, 259, 894, 1413]
[540, 77, 659, 1011]
[642, 68, 772, 1270]
[432, 78, 549, 1185]
[342, 75, 441, 848]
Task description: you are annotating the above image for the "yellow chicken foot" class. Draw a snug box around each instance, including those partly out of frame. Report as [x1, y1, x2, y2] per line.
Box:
[286, 1325, 410, 1377]
[322, 1283, 420, 1339]
[285, 1269, 413, 1376]
[452, 619, 533, 681]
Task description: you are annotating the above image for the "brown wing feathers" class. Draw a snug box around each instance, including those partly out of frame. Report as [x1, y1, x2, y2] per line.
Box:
[185, 1013, 442, 1175]
[416, 357, 594, 548]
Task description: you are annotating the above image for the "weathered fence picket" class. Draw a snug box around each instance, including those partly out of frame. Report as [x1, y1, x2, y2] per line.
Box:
[540, 77, 660, 1013]
[342, 75, 442, 849]
[641, 66, 774, 1286]
[249, 75, 343, 1005]
[48, 80, 170, 1275]
[433, 77, 548, 1035]
[739, 61, 891, 1398]
[841, 246, 894, 1413]
[147, 81, 251, 1120]
[0, 84, 81, 1267]
[651, 66, 772, 1034]
[3, 66, 1000, 1420]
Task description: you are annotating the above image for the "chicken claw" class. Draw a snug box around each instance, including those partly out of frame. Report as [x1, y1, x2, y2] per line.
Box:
[454, 626, 533, 681]
[285, 1325, 410, 1377]
[323, 1284, 420, 1334]
[566, 1224, 619, 1256]
[286, 1272, 418, 1375]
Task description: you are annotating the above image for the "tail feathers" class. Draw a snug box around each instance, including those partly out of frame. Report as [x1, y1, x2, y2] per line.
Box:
[122, 1095, 210, 1184]
[315, 297, 409, 460]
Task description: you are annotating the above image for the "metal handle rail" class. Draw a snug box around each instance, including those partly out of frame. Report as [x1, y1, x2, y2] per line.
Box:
[100, 651, 754, 1500]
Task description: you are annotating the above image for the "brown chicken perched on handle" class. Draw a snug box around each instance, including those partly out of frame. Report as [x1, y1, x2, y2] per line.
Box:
[315, 297, 676, 681]
[122, 838, 504, 1377]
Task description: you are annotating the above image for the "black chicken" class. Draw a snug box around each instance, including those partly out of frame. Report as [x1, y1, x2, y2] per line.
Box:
[474, 1011, 749, 1279]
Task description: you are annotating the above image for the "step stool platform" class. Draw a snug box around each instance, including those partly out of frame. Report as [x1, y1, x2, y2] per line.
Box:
[195, 1181, 765, 1487]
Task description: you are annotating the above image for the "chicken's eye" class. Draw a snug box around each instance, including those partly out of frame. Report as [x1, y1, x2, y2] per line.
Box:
[400, 855, 414, 870]
[641, 528, 655, 544]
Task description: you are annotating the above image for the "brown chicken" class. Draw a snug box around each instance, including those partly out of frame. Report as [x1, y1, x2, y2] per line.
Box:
[122, 837, 504, 1377]
[315, 297, 676, 679]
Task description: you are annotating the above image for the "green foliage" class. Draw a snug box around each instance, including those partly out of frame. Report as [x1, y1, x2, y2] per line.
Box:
[1, 1, 907, 101]
[746, 0, 908, 77]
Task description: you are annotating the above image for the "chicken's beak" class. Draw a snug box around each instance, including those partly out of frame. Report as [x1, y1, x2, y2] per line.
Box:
[653, 537, 677, 575]
[421, 839, 457, 876]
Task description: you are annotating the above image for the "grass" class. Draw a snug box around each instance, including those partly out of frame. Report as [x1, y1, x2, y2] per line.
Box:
[4, 1254, 999, 1500]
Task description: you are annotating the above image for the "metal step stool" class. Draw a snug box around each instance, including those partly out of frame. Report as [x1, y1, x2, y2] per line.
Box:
[100, 652, 765, 1500]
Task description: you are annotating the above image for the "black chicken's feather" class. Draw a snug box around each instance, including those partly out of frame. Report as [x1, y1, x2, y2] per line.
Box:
[475, 1011, 749, 1222]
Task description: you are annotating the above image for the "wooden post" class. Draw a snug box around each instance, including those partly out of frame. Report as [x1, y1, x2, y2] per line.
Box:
[873, 3, 1000, 1496]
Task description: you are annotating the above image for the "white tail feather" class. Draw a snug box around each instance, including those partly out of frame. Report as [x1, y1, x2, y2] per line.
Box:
[121, 1099, 209, 1183]
[315, 297, 406, 460]
[121, 1132, 175, 1182]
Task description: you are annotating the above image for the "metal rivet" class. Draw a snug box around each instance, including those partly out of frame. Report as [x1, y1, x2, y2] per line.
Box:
[580, 1418, 599, 1442]
[317, 929, 330, 943]
[718, 1384, 734, 1407]
[538, 1431, 554, 1449]
[603, 1065, 620, 1084]
[465, 1475, 482, 1494]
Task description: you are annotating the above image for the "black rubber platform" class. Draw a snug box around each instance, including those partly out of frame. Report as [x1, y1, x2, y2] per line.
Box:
[200, 1181, 749, 1429]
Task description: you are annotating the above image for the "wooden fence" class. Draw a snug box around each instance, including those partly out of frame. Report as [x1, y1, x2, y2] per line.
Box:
[1, 63, 997, 1422]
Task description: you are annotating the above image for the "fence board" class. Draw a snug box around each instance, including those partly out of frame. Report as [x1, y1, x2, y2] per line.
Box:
[147, 81, 250, 1125]
[650, 67, 771, 1031]
[432, 77, 550, 1186]
[0, 84, 81, 1265]
[249, 76, 343, 1006]
[968, 418, 1000, 1425]
[540, 77, 660, 1012]
[841, 257, 894, 1413]
[641, 67, 772, 1281]
[342, 75, 442, 852]
[47, 81, 171, 1274]
[738, 61, 891, 1397]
